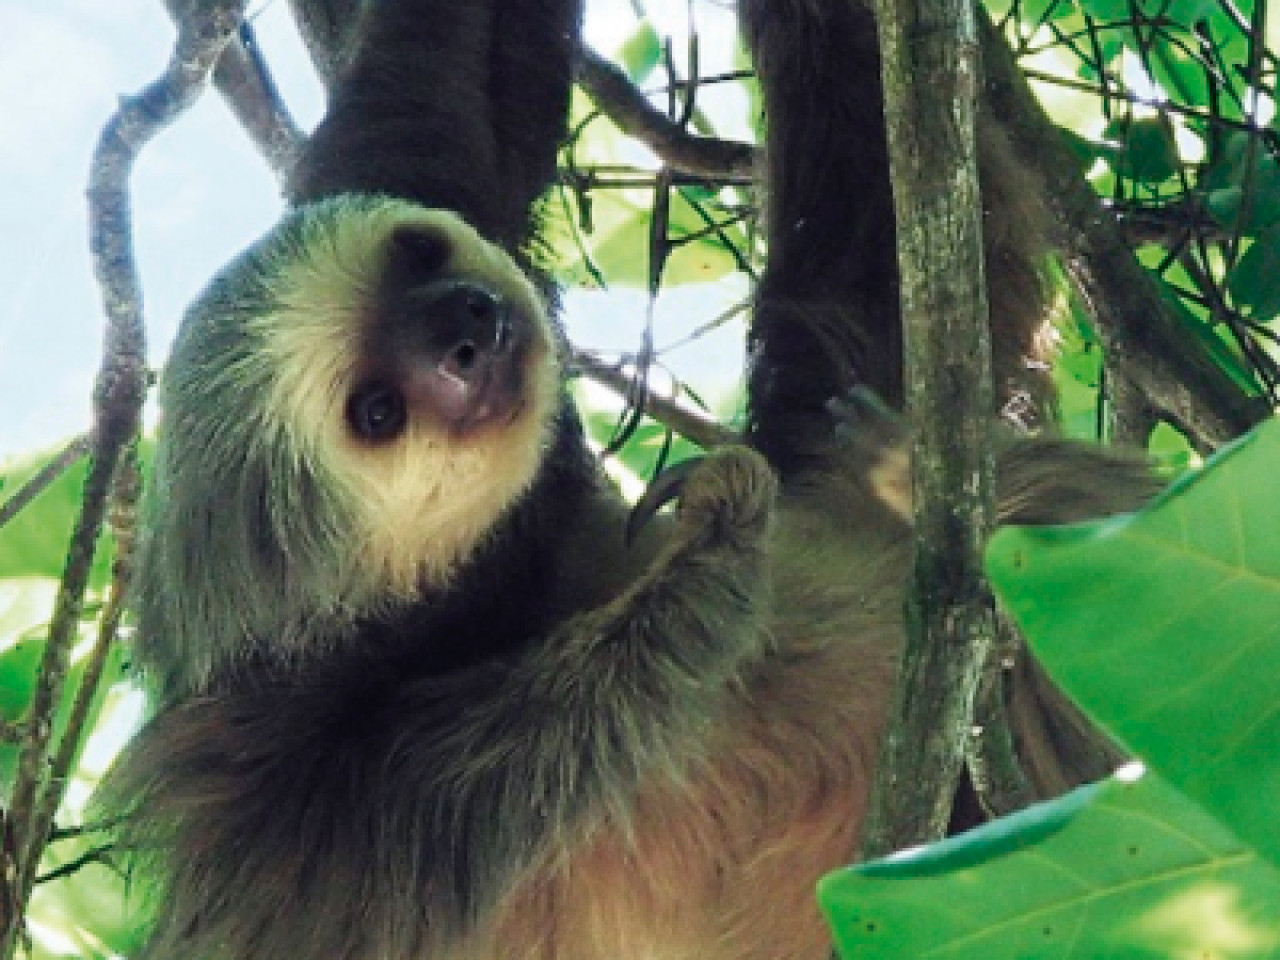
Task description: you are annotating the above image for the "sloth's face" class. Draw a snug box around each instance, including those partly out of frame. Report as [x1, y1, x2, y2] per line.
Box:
[345, 222, 541, 445]
[203, 197, 562, 598]
[140, 198, 565, 691]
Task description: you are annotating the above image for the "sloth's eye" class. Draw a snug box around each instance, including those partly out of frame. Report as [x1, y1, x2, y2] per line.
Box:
[347, 382, 408, 442]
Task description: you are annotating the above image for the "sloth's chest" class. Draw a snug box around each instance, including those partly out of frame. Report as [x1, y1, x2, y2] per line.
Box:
[472, 643, 891, 960]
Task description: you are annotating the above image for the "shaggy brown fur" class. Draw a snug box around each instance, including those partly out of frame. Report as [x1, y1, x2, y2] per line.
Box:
[739, 0, 1057, 475]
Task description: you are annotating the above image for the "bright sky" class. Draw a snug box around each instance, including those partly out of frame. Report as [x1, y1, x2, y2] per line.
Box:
[0, 0, 750, 461]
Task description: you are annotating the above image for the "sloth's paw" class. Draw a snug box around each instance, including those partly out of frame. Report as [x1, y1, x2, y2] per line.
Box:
[671, 446, 777, 543]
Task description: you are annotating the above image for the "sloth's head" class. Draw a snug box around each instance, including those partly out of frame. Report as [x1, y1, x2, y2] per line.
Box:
[136, 195, 562, 695]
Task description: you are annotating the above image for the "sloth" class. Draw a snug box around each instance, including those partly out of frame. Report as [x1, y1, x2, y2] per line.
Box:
[107, 194, 1158, 960]
[103, 0, 1161, 957]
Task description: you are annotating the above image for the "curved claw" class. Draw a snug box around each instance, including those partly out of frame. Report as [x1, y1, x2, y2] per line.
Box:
[626, 457, 704, 545]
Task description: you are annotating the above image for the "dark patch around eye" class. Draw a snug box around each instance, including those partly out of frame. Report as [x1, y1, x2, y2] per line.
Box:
[347, 381, 408, 442]
[388, 224, 452, 279]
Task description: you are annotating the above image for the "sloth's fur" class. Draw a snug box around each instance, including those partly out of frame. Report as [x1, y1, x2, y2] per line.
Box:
[740, 0, 1058, 473]
[134, 199, 564, 696]
[105, 0, 1162, 957]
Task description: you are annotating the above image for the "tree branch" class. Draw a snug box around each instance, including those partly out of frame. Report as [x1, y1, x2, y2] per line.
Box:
[164, 0, 305, 183]
[861, 0, 999, 856]
[571, 348, 740, 450]
[0, 5, 243, 954]
[0, 436, 91, 531]
[979, 11, 1270, 451]
[577, 48, 758, 180]
[210, 24, 305, 180]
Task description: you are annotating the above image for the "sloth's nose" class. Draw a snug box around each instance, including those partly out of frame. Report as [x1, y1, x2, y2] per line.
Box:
[391, 278, 526, 434]
[425, 282, 513, 382]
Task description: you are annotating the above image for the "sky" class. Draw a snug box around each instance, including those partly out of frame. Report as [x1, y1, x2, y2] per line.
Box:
[0, 0, 750, 461]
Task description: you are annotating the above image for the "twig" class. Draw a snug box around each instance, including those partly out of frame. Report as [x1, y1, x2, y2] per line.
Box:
[28, 449, 142, 897]
[47, 822, 116, 844]
[1021, 64, 1280, 147]
[0, 436, 91, 531]
[571, 349, 739, 450]
[577, 48, 758, 180]
[34, 845, 117, 887]
[212, 23, 305, 180]
[0, 5, 244, 955]
[163, 1, 303, 182]
[1106, 197, 1228, 247]
[966, 622, 1036, 819]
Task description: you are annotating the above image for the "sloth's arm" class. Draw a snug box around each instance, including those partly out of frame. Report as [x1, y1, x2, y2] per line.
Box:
[404, 446, 777, 908]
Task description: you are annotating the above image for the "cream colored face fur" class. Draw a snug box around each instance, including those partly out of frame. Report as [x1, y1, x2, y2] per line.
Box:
[250, 198, 560, 600]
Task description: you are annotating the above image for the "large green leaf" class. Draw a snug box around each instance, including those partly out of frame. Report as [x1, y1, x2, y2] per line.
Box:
[986, 417, 1280, 870]
[821, 768, 1280, 959]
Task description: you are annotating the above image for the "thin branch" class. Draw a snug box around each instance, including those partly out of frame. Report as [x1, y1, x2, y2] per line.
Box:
[0, 436, 91, 531]
[1107, 197, 1229, 247]
[34, 846, 117, 887]
[564, 167, 753, 190]
[164, 0, 304, 182]
[29, 449, 142, 896]
[211, 23, 305, 180]
[0, 5, 244, 954]
[47, 822, 116, 844]
[967, 638, 1036, 819]
[577, 48, 758, 180]
[571, 348, 739, 450]
[1020, 66, 1280, 145]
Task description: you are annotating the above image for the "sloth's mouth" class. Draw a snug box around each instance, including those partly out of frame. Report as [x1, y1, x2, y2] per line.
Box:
[429, 350, 527, 437]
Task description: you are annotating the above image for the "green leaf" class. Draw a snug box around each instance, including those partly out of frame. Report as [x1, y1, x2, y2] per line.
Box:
[821, 769, 1280, 959]
[1074, 0, 1135, 19]
[1101, 115, 1181, 183]
[618, 23, 663, 84]
[0, 580, 55, 723]
[26, 847, 145, 960]
[1078, 0, 1222, 27]
[1202, 132, 1280, 233]
[0, 448, 113, 587]
[1005, 0, 1079, 25]
[1228, 225, 1280, 320]
[986, 417, 1280, 871]
[585, 193, 745, 286]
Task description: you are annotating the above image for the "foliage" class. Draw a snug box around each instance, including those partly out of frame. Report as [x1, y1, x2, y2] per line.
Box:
[998, 0, 1280, 400]
[824, 769, 1280, 958]
[0, 451, 141, 959]
[822, 415, 1280, 958]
